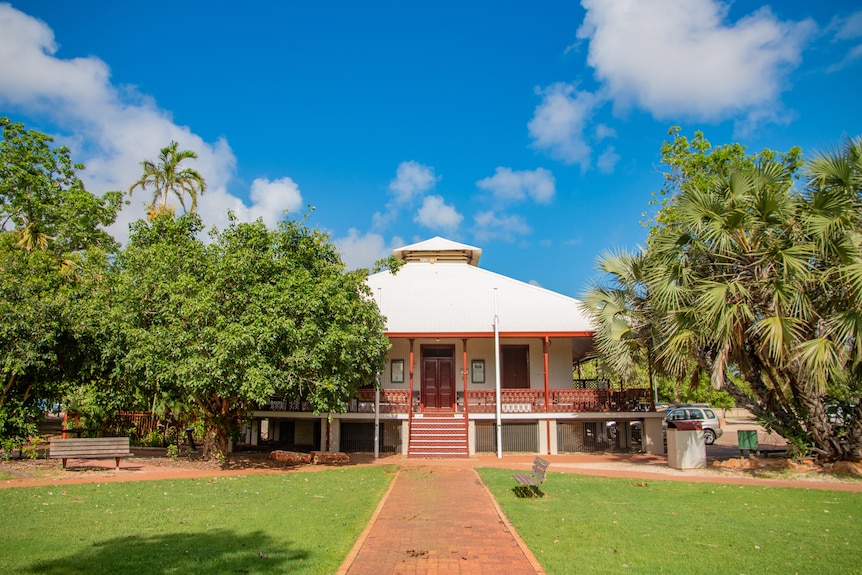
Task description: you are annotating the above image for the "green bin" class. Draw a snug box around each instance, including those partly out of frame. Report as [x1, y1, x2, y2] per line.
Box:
[738, 430, 759, 455]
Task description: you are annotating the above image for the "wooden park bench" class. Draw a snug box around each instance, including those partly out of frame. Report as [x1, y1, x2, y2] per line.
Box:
[513, 456, 550, 497]
[49, 437, 132, 470]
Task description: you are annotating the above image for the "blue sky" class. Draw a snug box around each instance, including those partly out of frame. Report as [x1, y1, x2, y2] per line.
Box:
[1, 1, 860, 297]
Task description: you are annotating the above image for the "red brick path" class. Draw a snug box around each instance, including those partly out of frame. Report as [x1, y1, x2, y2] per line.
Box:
[339, 466, 543, 575]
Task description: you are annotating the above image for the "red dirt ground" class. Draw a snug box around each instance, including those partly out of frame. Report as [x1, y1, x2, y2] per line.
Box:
[2, 450, 861, 492]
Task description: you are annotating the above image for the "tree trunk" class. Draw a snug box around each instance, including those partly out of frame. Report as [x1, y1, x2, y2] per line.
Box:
[201, 426, 229, 460]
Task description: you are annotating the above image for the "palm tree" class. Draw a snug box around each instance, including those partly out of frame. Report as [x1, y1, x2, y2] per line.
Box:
[581, 249, 661, 406]
[799, 138, 862, 458]
[129, 141, 206, 217]
[645, 155, 862, 460]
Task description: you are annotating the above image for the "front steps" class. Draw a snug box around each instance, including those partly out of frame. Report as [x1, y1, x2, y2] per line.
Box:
[407, 414, 469, 458]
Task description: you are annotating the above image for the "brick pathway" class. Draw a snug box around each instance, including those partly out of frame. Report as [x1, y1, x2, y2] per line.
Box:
[339, 466, 543, 575]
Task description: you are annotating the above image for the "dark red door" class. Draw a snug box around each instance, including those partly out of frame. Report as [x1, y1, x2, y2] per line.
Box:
[421, 347, 455, 410]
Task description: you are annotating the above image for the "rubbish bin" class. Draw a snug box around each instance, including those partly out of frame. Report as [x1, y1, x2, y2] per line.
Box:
[737, 430, 758, 456]
[666, 420, 706, 469]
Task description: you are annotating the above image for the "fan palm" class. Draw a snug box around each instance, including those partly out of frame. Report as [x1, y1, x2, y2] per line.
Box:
[581, 249, 661, 405]
[129, 141, 206, 217]
[646, 154, 862, 459]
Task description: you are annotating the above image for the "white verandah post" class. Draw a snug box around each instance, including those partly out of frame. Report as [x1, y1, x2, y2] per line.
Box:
[374, 375, 380, 459]
[494, 288, 502, 459]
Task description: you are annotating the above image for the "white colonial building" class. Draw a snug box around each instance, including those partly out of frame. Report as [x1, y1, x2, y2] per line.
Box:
[249, 237, 665, 457]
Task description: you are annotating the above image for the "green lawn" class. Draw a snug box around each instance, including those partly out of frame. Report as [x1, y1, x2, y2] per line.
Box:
[478, 468, 862, 575]
[4, 464, 858, 575]
[0, 466, 395, 575]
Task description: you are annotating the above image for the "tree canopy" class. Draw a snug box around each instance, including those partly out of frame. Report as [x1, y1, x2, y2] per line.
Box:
[0, 118, 122, 255]
[100, 212, 390, 456]
[0, 119, 122, 452]
[583, 129, 862, 461]
[1, 120, 391, 458]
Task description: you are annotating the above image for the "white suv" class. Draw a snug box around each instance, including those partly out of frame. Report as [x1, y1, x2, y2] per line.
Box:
[664, 406, 723, 445]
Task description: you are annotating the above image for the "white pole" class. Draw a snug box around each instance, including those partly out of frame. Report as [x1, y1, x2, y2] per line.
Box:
[374, 288, 382, 459]
[494, 288, 502, 459]
[374, 375, 380, 459]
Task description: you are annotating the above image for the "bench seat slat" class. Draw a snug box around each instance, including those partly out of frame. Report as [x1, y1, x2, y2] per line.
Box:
[51, 445, 130, 453]
[50, 438, 130, 446]
[51, 449, 131, 459]
[513, 473, 539, 486]
[51, 444, 129, 450]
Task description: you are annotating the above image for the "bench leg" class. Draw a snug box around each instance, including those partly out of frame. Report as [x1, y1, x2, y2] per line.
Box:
[115, 457, 120, 470]
[514, 485, 540, 498]
[62, 458, 67, 469]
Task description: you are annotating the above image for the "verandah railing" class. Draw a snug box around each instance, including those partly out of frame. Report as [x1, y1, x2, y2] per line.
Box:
[263, 386, 650, 414]
[461, 388, 647, 413]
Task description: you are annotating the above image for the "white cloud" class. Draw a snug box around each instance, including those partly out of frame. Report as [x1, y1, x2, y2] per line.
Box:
[0, 5, 112, 115]
[0, 4, 292, 244]
[826, 43, 862, 72]
[414, 195, 462, 232]
[594, 124, 617, 141]
[833, 10, 862, 40]
[528, 82, 598, 168]
[476, 167, 556, 205]
[334, 229, 404, 272]
[827, 11, 862, 72]
[388, 160, 439, 203]
[221, 177, 303, 228]
[473, 211, 531, 242]
[577, 0, 815, 122]
[374, 160, 440, 229]
[596, 146, 620, 174]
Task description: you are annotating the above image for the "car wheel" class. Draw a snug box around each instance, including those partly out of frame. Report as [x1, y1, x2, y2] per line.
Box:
[704, 429, 716, 445]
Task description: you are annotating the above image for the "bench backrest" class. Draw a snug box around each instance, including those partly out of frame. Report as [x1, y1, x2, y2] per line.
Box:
[532, 457, 550, 482]
[49, 437, 130, 456]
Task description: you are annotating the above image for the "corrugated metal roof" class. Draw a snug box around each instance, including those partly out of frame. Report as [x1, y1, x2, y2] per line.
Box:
[367, 260, 594, 335]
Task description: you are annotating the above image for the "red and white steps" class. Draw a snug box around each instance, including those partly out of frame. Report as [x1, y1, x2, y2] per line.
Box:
[407, 413, 469, 458]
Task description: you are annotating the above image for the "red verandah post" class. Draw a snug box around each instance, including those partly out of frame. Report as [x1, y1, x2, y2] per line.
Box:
[408, 338, 415, 425]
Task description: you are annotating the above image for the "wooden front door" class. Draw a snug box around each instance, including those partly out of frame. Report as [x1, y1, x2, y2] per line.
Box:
[421, 346, 455, 410]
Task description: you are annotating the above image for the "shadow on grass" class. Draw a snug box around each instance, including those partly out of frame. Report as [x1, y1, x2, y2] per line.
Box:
[512, 485, 545, 498]
[27, 529, 308, 575]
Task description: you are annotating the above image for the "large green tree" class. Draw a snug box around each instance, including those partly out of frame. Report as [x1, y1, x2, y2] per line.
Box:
[129, 141, 206, 217]
[583, 129, 862, 461]
[0, 118, 122, 452]
[104, 212, 389, 457]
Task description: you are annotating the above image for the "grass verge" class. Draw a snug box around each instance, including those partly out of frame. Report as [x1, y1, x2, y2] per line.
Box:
[477, 467, 861, 575]
[0, 466, 396, 574]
